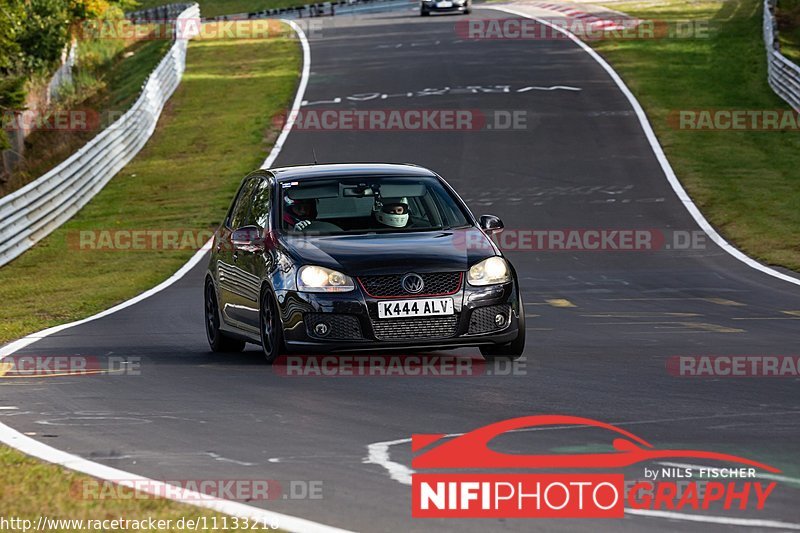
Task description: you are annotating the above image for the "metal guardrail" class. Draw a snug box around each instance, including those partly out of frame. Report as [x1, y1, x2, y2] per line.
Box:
[764, 0, 800, 111]
[126, 3, 196, 22]
[0, 3, 200, 268]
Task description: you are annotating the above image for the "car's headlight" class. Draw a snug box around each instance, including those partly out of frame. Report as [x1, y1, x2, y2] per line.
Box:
[297, 265, 355, 292]
[468, 257, 511, 286]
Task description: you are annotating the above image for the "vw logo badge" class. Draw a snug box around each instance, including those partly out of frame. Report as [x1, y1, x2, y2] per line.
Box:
[401, 273, 425, 294]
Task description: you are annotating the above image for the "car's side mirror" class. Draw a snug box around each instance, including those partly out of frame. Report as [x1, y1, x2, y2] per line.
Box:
[231, 225, 265, 254]
[479, 215, 504, 235]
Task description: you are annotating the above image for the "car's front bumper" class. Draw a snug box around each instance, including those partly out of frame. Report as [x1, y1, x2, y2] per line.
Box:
[275, 278, 522, 353]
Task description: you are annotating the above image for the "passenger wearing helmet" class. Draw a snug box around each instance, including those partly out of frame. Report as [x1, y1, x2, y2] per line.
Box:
[283, 197, 317, 231]
[373, 197, 410, 229]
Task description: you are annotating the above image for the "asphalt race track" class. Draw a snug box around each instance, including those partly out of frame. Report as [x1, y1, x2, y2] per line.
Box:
[3, 8, 800, 532]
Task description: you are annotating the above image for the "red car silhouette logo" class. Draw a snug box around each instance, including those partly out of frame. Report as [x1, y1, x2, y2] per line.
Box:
[412, 415, 780, 472]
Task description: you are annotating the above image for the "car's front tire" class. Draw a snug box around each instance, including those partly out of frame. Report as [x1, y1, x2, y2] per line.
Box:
[421, 8, 430, 16]
[259, 288, 285, 364]
[479, 294, 526, 360]
[205, 279, 246, 353]
[480, 329, 525, 360]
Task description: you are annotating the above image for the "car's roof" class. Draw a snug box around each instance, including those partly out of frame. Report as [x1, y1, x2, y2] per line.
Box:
[268, 163, 437, 181]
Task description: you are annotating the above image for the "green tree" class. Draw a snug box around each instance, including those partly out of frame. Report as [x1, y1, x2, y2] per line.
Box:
[16, 0, 71, 73]
[0, 0, 25, 150]
[0, 0, 23, 71]
[1, 0, 136, 150]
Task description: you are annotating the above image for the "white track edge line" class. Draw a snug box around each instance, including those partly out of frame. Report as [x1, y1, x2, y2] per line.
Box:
[492, 5, 800, 288]
[0, 19, 355, 533]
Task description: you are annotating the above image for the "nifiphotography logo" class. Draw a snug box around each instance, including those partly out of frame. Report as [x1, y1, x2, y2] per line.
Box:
[411, 415, 779, 518]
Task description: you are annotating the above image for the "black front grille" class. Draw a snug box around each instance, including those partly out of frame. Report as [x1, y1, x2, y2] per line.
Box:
[468, 304, 512, 334]
[371, 316, 458, 340]
[358, 272, 462, 298]
[305, 313, 363, 340]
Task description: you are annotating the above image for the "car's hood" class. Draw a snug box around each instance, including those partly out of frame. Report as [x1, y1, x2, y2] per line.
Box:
[281, 227, 497, 275]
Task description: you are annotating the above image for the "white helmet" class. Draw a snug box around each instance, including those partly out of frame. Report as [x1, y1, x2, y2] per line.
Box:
[374, 197, 409, 228]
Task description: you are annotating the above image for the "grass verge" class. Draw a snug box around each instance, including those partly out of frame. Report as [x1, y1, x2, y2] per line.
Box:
[0, 19, 299, 528]
[591, 0, 800, 271]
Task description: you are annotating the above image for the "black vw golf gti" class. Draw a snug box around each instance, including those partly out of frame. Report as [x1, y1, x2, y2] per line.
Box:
[204, 163, 525, 363]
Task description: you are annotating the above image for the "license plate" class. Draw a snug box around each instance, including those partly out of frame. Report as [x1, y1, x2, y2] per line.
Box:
[377, 298, 454, 319]
[436, 1, 453, 7]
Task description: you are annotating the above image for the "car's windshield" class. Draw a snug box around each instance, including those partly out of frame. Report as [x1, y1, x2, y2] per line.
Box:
[280, 175, 471, 235]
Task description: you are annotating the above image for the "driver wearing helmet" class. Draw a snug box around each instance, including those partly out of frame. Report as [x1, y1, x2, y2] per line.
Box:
[373, 197, 410, 229]
[283, 197, 317, 231]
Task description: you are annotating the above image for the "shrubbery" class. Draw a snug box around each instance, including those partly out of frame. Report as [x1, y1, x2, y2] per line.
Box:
[0, 0, 137, 149]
